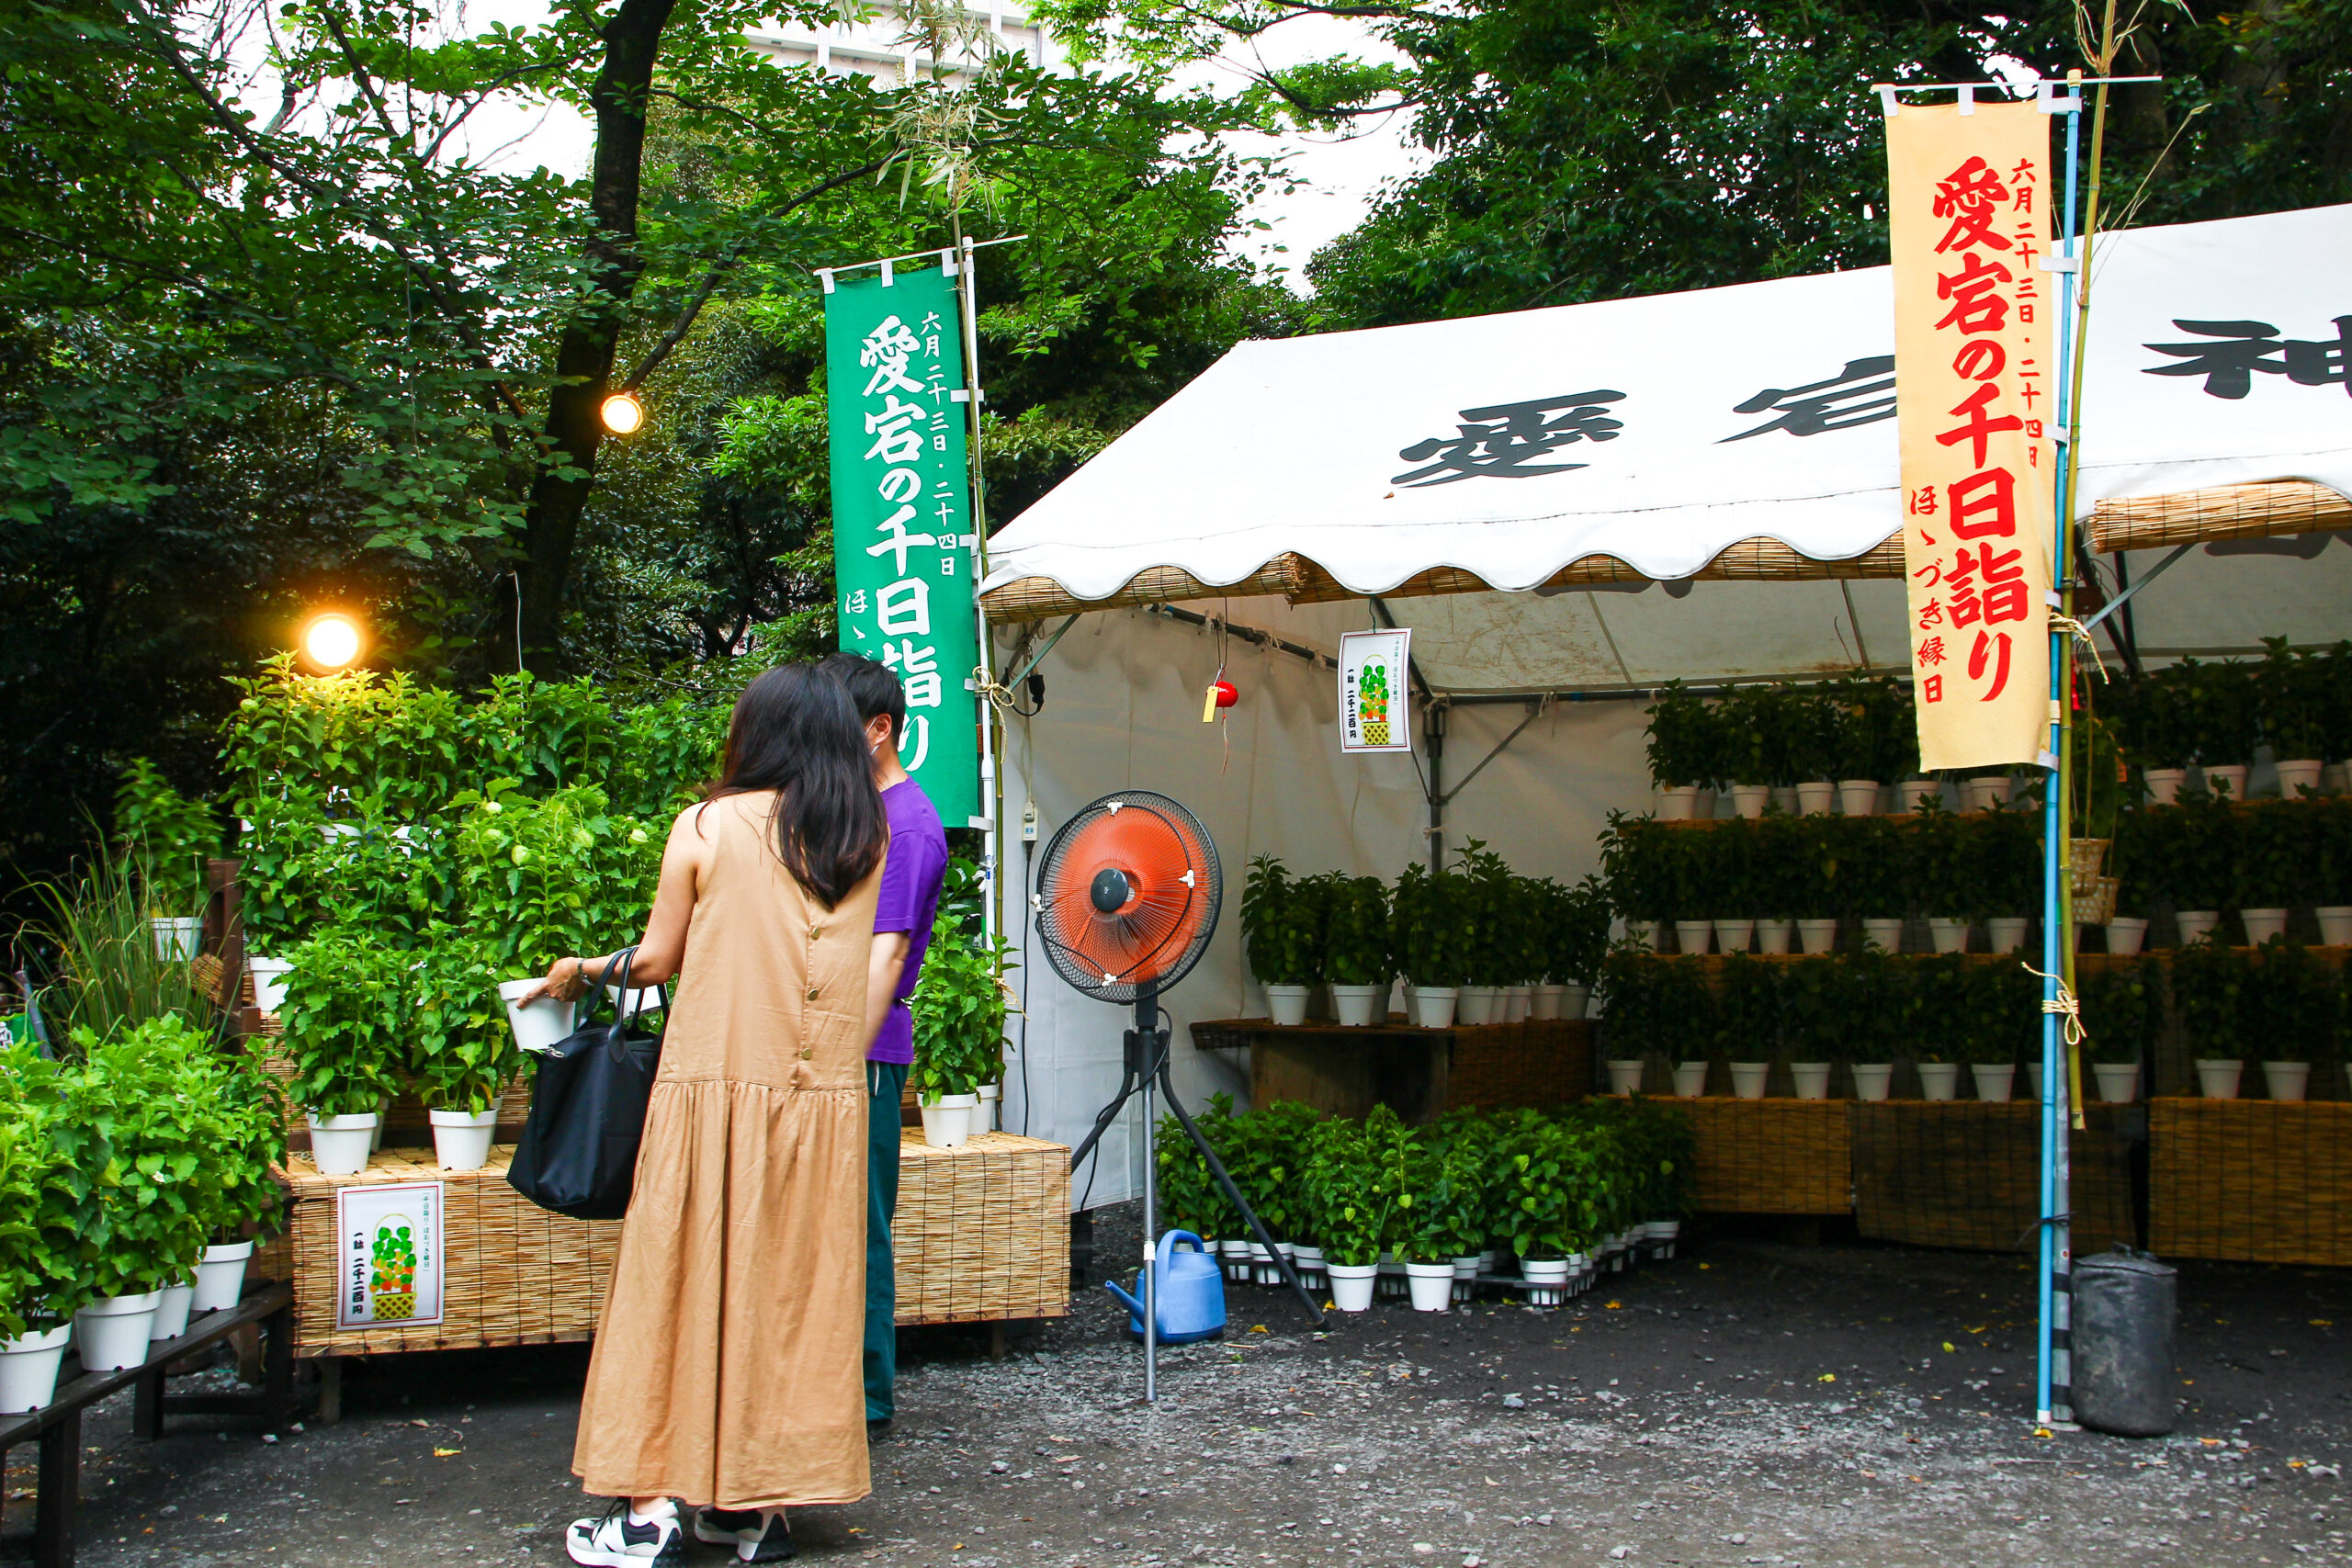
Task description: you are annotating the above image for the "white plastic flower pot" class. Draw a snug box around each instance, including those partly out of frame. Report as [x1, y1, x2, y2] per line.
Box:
[306, 1111, 380, 1177]
[1657, 784, 1701, 820]
[1713, 918, 1756, 955]
[1330, 984, 1385, 1027]
[604, 982, 666, 1017]
[191, 1241, 254, 1314]
[1529, 984, 1566, 1021]
[2028, 1062, 2045, 1101]
[2263, 1062, 2311, 1102]
[2196, 1059, 2243, 1100]
[1458, 986, 1500, 1024]
[1789, 1063, 1832, 1100]
[2143, 767, 2186, 806]
[2200, 763, 2247, 800]
[2175, 910, 2222, 945]
[1730, 784, 1771, 819]
[1326, 1263, 1379, 1313]
[74, 1292, 162, 1372]
[0, 1325, 72, 1414]
[1796, 918, 1839, 955]
[499, 977, 579, 1054]
[1405, 1262, 1455, 1312]
[1412, 987, 1459, 1029]
[1673, 919, 1713, 956]
[919, 1093, 978, 1149]
[1984, 917, 2031, 954]
[429, 1108, 500, 1171]
[1729, 1063, 1770, 1100]
[2092, 1063, 2141, 1105]
[1851, 1064, 1894, 1102]
[1838, 780, 1882, 817]
[1963, 776, 2010, 812]
[1917, 1063, 1962, 1100]
[2317, 907, 2352, 946]
[1928, 917, 1972, 954]
[1293, 1244, 1327, 1292]
[1503, 985, 1532, 1022]
[1450, 1255, 1481, 1300]
[1263, 984, 1312, 1027]
[1521, 1259, 1571, 1307]
[247, 955, 293, 1013]
[1606, 1059, 1645, 1097]
[1971, 1064, 2017, 1103]
[1861, 918, 1905, 953]
[1756, 919, 1794, 956]
[978, 1081, 1001, 1133]
[2104, 918, 2149, 957]
[1796, 781, 1837, 815]
[1899, 778, 1941, 813]
[148, 1280, 197, 1344]
[2240, 908, 2289, 945]
[1672, 1061, 1709, 1099]
[1221, 1238, 1252, 1283]
[150, 916, 202, 962]
[1558, 983, 1590, 1020]
[2274, 759, 2324, 798]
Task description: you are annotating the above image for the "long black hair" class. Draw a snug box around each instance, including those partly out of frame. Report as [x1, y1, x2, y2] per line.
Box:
[707, 663, 886, 908]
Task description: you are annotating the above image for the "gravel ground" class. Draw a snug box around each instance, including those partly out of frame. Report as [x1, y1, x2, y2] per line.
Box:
[13, 1210, 2347, 1568]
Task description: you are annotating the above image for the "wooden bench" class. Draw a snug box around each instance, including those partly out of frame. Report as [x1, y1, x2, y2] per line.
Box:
[0, 1283, 294, 1568]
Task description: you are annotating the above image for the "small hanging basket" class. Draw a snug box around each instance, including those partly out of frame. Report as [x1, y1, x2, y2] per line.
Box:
[2068, 837, 2111, 894]
[2074, 874, 2120, 927]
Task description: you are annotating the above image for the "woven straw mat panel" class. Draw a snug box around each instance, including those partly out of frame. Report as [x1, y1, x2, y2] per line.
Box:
[1851, 1102, 2138, 1254]
[2151, 1099, 2352, 1266]
[894, 1131, 1070, 1325]
[281, 1146, 623, 1358]
[1687, 1100, 1852, 1214]
[1444, 1021, 1594, 1111]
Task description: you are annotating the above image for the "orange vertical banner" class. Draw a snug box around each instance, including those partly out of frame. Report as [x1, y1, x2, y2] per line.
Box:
[1887, 100, 2053, 771]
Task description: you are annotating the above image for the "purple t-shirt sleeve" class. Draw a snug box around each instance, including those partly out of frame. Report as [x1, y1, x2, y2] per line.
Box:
[868, 780, 950, 1066]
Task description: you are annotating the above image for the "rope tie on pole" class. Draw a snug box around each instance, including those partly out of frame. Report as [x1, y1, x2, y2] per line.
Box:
[2047, 612, 2109, 681]
[971, 664, 1019, 711]
[2021, 962, 2088, 1049]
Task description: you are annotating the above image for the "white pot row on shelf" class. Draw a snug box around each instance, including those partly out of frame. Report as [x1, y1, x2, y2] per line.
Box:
[915, 1085, 1001, 1150]
[1597, 1058, 2311, 1104]
[1260, 982, 1592, 1031]
[1202, 1226, 1679, 1314]
[1657, 759, 2348, 822]
[1634, 909, 2352, 955]
[2143, 760, 2342, 806]
[0, 1243, 257, 1415]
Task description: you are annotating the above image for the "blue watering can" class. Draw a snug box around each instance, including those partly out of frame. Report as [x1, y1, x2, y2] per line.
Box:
[1103, 1230, 1226, 1345]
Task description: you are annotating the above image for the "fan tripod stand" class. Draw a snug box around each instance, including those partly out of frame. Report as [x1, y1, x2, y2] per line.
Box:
[1069, 985, 1325, 1402]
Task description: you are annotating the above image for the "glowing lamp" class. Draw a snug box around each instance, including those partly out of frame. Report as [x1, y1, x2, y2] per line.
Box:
[303, 614, 362, 671]
[600, 391, 645, 435]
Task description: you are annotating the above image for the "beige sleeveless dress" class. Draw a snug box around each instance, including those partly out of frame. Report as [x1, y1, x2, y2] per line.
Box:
[572, 790, 882, 1510]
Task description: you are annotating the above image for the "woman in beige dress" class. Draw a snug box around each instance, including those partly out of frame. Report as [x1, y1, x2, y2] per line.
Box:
[527, 663, 888, 1565]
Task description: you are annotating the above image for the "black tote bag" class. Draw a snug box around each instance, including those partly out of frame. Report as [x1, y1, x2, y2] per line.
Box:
[506, 951, 666, 1221]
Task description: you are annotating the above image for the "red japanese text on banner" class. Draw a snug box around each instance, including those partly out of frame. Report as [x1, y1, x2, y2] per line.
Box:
[1887, 101, 2053, 771]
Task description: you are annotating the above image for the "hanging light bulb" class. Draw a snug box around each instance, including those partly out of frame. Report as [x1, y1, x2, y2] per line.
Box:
[302, 613, 362, 671]
[600, 390, 645, 435]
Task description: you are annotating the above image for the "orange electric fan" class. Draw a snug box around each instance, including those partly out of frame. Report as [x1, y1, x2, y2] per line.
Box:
[1034, 794, 1319, 1396]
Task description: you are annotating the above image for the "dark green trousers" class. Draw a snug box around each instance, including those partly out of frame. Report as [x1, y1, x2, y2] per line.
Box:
[865, 1059, 907, 1422]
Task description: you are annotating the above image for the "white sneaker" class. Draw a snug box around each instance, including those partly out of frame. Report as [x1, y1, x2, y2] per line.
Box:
[695, 1506, 795, 1562]
[566, 1498, 684, 1564]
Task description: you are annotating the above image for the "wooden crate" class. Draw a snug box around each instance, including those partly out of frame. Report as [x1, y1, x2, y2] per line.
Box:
[276, 1134, 1070, 1355]
[893, 1131, 1072, 1326]
[1686, 1099, 1851, 1215]
[2150, 1098, 2352, 1266]
[1850, 1102, 2140, 1254]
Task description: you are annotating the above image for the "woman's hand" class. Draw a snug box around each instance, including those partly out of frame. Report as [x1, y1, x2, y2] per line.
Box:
[521, 955, 591, 1007]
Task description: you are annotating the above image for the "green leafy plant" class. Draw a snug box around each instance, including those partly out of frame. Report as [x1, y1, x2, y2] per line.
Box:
[276, 929, 411, 1116]
[1643, 681, 1721, 790]
[451, 783, 662, 975]
[1714, 952, 1780, 1065]
[2078, 964, 2154, 1067]
[0, 1047, 101, 1332]
[2256, 637, 2331, 765]
[113, 760, 220, 914]
[62, 1018, 233, 1298]
[1498, 1115, 1600, 1262]
[1544, 875, 1612, 986]
[2172, 942, 2248, 1059]
[1777, 955, 1847, 1063]
[2243, 939, 2339, 1066]
[24, 850, 200, 1043]
[1321, 875, 1393, 987]
[405, 929, 520, 1113]
[2233, 802, 2311, 912]
[1157, 1093, 1241, 1242]
[1298, 1114, 1390, 1269]
[1907, 953, 1971, 1065]
[1241, 856, 1323, 987]
[910, 902, 1015, 1105]
[1392, 862, 1471, 987]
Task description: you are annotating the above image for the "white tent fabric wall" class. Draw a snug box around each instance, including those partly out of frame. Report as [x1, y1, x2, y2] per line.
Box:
[997, 602, 1653, 1212]
[983, 203, 2352, 612]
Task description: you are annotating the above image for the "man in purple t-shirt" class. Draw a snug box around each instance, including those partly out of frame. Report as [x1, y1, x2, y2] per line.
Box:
[823, 653, 948, 1429]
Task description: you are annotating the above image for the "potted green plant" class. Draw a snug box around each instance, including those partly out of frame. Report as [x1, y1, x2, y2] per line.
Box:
[1597, 952, 1656, 1096]
[1776, 954, 1840, 1099]
[1538, 875, 1610, 1018]
[1717, 685, 1779, 818]
[2245, 939, 2335, 1102]
[1500, 1120, 1597, 1305]
[1909, 953, 1968, 1099]
[1841, 817, 1906, 952]
[0, 1049, 100, 1411]
[1715, 952, 1779, 1098]
[1747, 810, 1803, 953]
[2316, 795, 2352, 946]
[1844, 948, 1902, 1100]
[2105, 805, 2154, 955]
[1824, 682, 1883, 817]
[1454, 843, 1517, 1018]
[1394, 863, 1469, 1025]
[1243, 856, 1320, 1024]
[2182, 659, 2259, 799]
[1644, 682, 1720, 816]
[2078, 965, 2151, 1104]
[2158, 792, 2236, 944]
[1600, 813, 1670, 952]
[1966, 963, 2036, 1102]
[405, 929, 519, 1171]
[113, 760, 221, 961]
[277, 930, 409, 1175]
[2232, 803, 2305, 945]
[1789, 818, 1840, 955]
[1300, 1117, 1389, 1311]
[2173, 942, 2247, 1098]
[1322, 875, 1393, 1026]
[185, 1040, 288, 1316]
[910, 906, 1013, 1147]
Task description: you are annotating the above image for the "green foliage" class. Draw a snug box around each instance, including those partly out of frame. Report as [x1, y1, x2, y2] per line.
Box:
[1643, 682, 1720, 790]
[1456, 842, 1540, 987]
[2078, 964, 2155, 1068]
[2256, 637, 2337, 770]
[2242, 940, 2341, 1066]
[1391, 861, 1472, 987]
[404, 930, 520, 1112]
[2172, 942, 2247, 1059]
[1240, 856, 1323, 987]
[910, 900, 1015, 1104]
[1321, 875, 1394, 987]
[1713, 953, 1780, 1065]
[276, 930, 412, 1117]
[112, 760, 220, 912]
[1155, 1092, 1241, 1242]
[24, 849, 199, 1043]
[1219, 1100, 1319, 1244]
[451, 784, 663, 976]
[1542, 875, 1611, 986]
[1296, 1113, 1389, 1268]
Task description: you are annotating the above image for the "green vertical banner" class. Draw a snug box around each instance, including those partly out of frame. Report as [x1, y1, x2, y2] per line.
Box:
[826, 261, 983, 827]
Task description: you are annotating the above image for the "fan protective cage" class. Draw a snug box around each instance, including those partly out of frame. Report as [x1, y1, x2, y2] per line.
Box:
[1033, 791, 1222, 1004]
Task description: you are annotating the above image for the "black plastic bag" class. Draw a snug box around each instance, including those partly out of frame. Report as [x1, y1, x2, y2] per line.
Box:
[506, 950, 666, 1221]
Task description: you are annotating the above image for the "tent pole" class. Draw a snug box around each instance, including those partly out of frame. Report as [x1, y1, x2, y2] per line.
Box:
[1426, 700, 1447, 871]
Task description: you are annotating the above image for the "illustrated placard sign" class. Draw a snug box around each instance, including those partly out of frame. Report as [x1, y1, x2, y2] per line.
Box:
[334, 1181, 444, 1329]
[1340, 628, 1412, 753]
[1886, 100, 2053, 770]
[825, 261, 985, 827]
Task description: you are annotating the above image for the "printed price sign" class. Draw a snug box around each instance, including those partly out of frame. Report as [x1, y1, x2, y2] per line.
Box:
[334, 1181, 444, 1329]
[1340, 629, 1412, 753]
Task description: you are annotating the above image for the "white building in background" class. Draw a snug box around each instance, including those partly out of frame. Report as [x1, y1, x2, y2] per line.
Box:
[743, 4, 1065, 85]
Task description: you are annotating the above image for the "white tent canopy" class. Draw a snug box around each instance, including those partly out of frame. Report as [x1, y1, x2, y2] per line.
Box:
[982, 203, 2352, 689]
